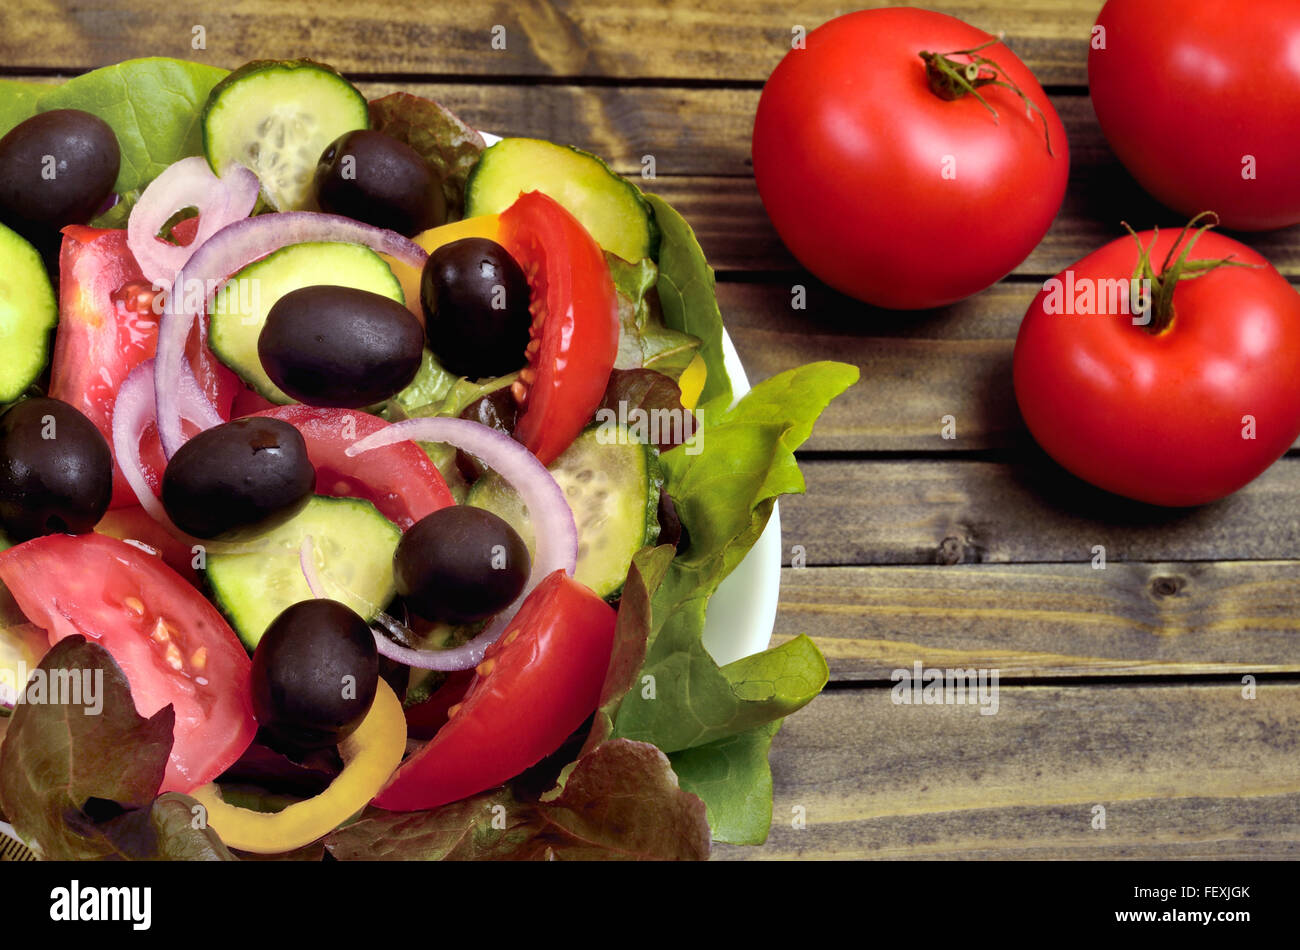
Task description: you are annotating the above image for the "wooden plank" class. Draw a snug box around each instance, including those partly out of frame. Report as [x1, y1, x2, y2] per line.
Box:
[715, 683, 1300, 859]
[721, 280, 1028, 453]
[771, 562, 1300, 680]
[0, 0, 1104, 83]
[779, 456, 1300, 565]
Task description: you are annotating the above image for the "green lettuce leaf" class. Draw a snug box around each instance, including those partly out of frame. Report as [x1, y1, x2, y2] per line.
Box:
[670, 720, 782, 845]
[612, 361, 854, 750]
[646, 193, 731, 406]
[388, 349, 460, 418]
[368, 92, 486, 221]
[0, 80, 52, 137]
[387, 350, 518, 500]
[580, 545, 676, 756]
[607, 253, 701, 380]
[324, 738, 710, 860]
[36, 58, 228, 219]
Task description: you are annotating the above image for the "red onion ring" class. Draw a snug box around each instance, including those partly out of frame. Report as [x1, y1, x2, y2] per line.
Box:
[300, 535, 324, 599]
[346, 417, 578, 670]
[114, 359, 180, 525]
[155, 213, 428, 458]
[367, 611, 488, 672]
[112, 360, 265, 555]
[127, 157, 259, 291]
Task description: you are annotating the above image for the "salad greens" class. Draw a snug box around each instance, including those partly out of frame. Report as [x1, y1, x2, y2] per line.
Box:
[0, 636, 233, 859]
[608, 254, 702, 380]
[324, 738, 710, 860]
[0, 80, 49, 138]
[325, 359, 856, 853]
[669, 720, 783, 846]
[646, 193, 733, 407]
[35, 59, 229, 226]
[0, 58, 860, 858]
[606, 362, 855, 841]
[368, 92, 487, 221]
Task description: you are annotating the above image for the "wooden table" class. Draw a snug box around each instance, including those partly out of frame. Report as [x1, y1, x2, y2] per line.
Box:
[5, 0, 1298, 859]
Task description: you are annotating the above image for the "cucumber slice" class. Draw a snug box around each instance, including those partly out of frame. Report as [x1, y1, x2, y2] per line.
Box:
[202, 59, 369, 211]
[467, 425, 662, 598]
[0, 222, 56, 404]
[465, 137, 657, 263]
[205, 495, 401, 650]
[210, 241, 404, 403]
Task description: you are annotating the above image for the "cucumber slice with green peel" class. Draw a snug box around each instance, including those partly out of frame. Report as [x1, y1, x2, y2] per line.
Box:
[0, 223, 57, 404]
[205, 495, 401, 650]
[465, 137, 658, 263]
[209, 241, 404, 403]
[202, 59, 369, 211]
[466, 425, 662, 599]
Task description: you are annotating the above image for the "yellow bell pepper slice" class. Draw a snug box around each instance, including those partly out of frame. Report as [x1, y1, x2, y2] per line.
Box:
[677, 353, 707, 411]
[382, 213, 503, 322]
[189, 678, 406, 854]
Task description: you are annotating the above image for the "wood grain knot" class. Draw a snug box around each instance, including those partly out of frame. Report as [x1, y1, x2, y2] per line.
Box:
[1149, 575, 1183, 598]
[935, 525, 986, 565]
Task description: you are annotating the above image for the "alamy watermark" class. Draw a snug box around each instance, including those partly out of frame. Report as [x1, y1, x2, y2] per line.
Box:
[0, 663, 103, 715]
[593, 401, 702, 455]
[890, 661, 999, 715]
[1041, 272, 1153, 325]
[131, 277, 263, 322]
[50, 880, 151, 930]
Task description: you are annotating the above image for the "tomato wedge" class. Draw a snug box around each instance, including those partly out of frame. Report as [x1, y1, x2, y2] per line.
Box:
[0, 534, 257, 794]
[50, 222, 238, 507]
[402, 669, 474, 741]
[373, 570, 617, 811]
[499, 192, 619, 466]
[95, 505, 202, 586]
[248, 406, 454, 529]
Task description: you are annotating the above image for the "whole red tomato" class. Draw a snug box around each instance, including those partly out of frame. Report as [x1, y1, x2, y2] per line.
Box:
[1089, 0, 1300, 231]
[1013, 221, 1300, 506]
[752, 8, 1068, 310]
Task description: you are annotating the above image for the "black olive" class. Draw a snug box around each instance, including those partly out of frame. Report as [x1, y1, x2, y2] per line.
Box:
[250, 599, 380, 753]
[0, 397, 112, 542]
[259, 285, 425, 408]
[420, 237, 531, 380]
[454, 387, 520, 483]
[394, 506, 530, 624]
[161, 417, 315, 540]
[313, 130, 446, 237]
[0, 110, 120, 256]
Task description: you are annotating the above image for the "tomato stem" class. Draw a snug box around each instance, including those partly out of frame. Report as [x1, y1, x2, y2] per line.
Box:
[918, 36, 1054, 155]
[1123, 211, 1256, 334]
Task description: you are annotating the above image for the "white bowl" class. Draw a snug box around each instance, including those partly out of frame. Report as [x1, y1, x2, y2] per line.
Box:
[478, 129, 779, 664]
[701, 335, 781, 665]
